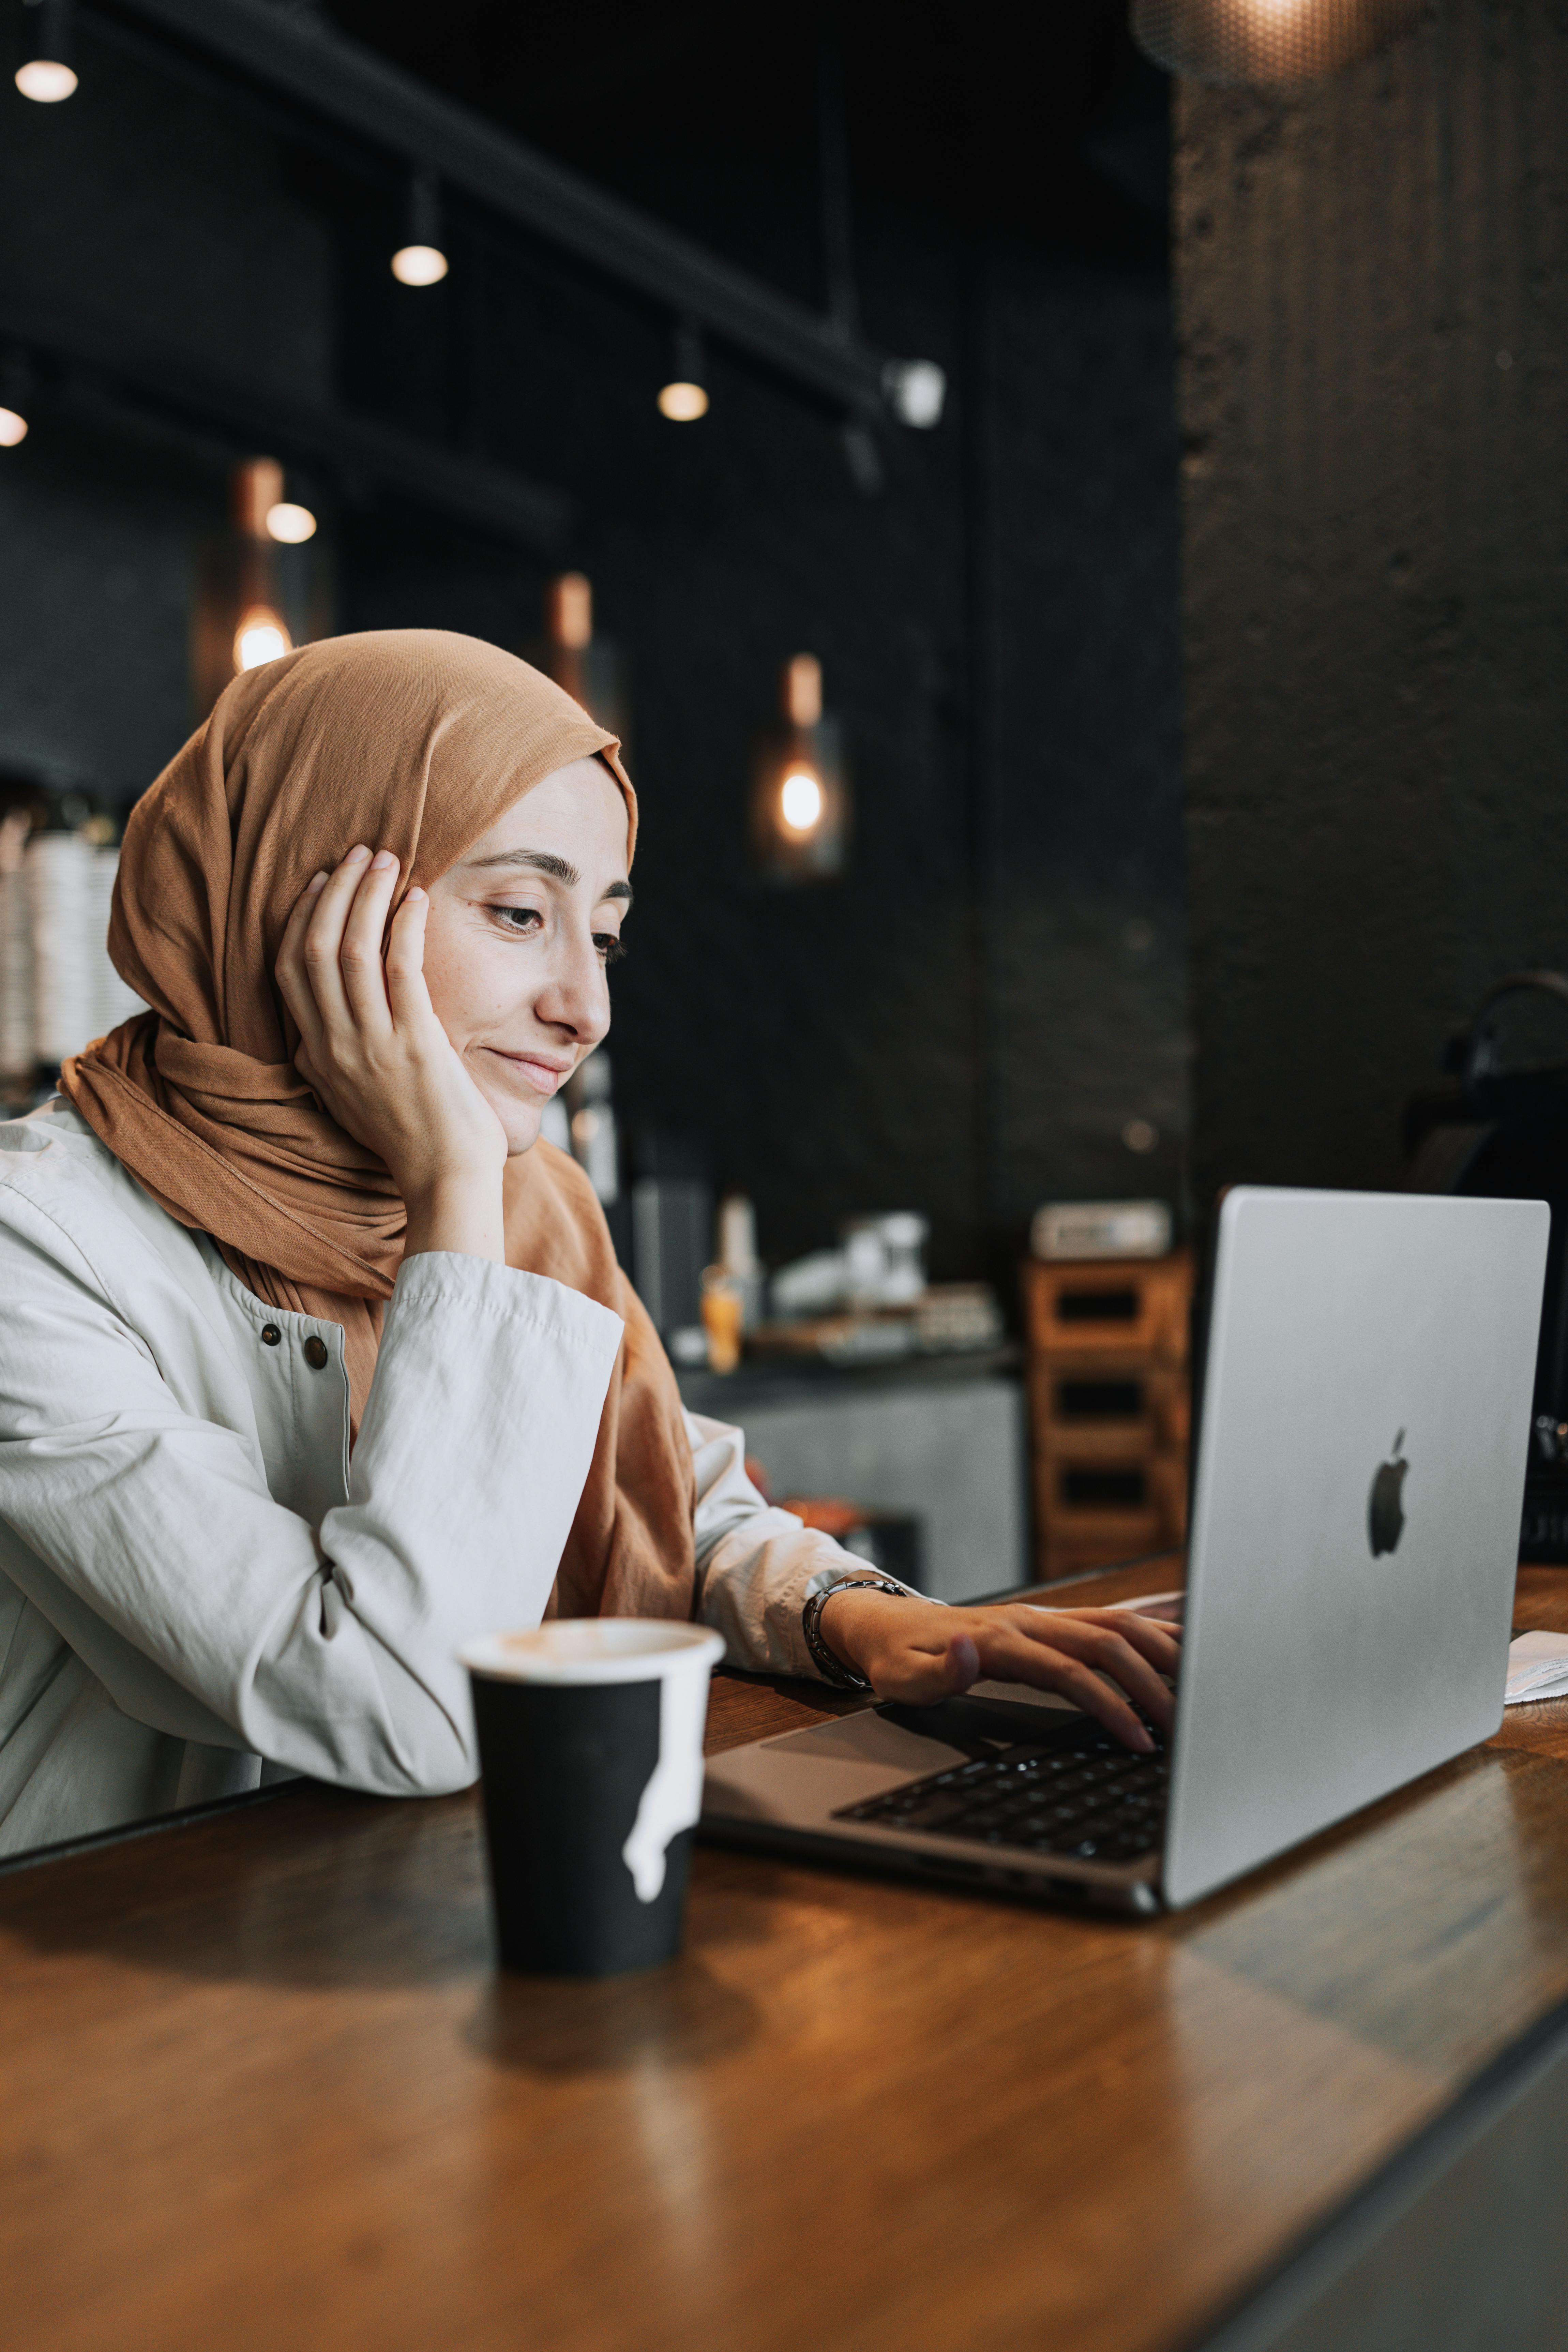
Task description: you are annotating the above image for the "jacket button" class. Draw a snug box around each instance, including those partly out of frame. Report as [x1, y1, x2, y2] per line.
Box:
[260, 1324, 281, 1347]
[303, 1336, 330, 1371]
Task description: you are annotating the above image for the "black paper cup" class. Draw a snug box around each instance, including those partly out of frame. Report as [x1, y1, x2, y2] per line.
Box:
[459, 1620, 725, 1978]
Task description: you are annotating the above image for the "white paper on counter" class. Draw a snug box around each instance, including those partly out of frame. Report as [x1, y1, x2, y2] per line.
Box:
[1505, 1629, 1568, 1707]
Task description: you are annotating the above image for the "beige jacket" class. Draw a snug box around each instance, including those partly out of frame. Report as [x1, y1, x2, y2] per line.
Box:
[0, 1100, 862, 1856]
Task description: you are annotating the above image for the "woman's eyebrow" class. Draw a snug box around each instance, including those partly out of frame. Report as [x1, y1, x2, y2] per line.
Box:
[463, 848, 632, 903]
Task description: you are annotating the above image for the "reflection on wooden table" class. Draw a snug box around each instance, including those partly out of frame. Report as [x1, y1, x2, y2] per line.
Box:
[3, 1560, 1568, 2352]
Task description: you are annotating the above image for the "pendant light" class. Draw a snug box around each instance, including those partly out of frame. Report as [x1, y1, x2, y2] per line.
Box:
[752, 655, 848, 881]
[230, 459, 292, 673]
[233, 609, 291, 670]
[391, 168, 449, 286]
[543, 573, 630, 747]
[658, 322, 709, 422]
[265, 499, 317, 544]
[1132, 0, 1424, 85]
[15, 0, 76, 102]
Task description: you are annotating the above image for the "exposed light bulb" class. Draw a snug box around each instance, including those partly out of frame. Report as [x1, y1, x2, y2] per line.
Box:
[779, 769, 823, 835]
[0, 407, 28, 448]
[882, 358, 946, 430]
[15, 56, 76, 100]
[392, 243, 448, 286]
[658, 380, 709, 422]
[265, 501, 317, 544]
[234, 608, 291, 672]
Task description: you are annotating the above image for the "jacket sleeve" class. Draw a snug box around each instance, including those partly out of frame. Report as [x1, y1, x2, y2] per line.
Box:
[684, 1409, 929, 1679]
[0, 1204, 624, 1797]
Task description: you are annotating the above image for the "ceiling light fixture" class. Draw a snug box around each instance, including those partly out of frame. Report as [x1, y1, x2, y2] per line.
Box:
[233, 607, 291, 671]
[753, 654, 847, 881]
[15, 0, 76, 101]
[391, 167, 449, 286]
[265, 501, 317, 544]
[779, 767, 824, 836]
[882, 359, 946, 430]
[1131, 0, 1424, 85]
[658, 321, 709, 422]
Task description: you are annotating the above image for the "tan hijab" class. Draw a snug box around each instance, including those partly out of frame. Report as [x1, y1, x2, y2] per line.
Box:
[61, 629, 696, 1624]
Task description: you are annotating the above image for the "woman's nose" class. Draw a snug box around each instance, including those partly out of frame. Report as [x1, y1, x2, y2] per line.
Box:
[536, 930, 611, 1045]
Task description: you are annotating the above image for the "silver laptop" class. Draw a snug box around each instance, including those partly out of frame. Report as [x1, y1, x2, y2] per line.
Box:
[702, 1188, 1550, 1912]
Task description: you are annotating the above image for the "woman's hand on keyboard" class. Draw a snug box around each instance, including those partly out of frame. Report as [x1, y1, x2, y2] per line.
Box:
[815, 1594, 1181, 1753]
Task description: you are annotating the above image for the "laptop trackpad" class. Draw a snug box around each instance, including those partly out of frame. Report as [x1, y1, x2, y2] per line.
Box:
[704, 1693, 1107, 1829]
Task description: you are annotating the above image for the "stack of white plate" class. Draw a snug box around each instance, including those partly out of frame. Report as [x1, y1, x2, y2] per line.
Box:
[85, 847, 145, 1042]
[0, 855, 33, 1081]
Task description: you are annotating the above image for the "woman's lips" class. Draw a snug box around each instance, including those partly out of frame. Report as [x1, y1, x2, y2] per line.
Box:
[488, 1049, 571, 1097]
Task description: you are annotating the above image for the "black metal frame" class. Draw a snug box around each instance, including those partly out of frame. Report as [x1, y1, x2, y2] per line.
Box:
[96, 0, 900, 417]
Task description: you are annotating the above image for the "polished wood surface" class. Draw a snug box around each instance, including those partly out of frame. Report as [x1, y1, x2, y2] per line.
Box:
[5, 1560, 1568, 2352]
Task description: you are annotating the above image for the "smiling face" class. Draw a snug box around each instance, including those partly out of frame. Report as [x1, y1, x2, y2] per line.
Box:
[420, 755, 632, 1156]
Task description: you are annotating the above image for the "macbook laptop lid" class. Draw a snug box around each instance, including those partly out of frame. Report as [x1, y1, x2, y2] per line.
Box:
[1162, 1186, 1548, 1906]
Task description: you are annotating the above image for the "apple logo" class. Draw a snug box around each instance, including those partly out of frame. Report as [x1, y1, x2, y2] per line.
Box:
[1368, 1430, 1408, 1558]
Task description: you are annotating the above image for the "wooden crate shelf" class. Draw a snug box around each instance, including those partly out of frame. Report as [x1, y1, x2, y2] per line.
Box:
[1023, 1251, 1193, 1580]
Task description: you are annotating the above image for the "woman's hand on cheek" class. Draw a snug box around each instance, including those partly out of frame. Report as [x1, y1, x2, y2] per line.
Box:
[275, 848, 510, 1263]
[816, 1594, 1181, 1753]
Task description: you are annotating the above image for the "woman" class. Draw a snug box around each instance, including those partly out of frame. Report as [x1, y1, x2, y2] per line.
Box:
[0, 631, 1179, 1855]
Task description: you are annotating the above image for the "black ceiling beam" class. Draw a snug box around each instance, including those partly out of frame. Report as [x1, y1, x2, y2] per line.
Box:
[0, 294, 571, 550]
[99, 0, 898, 418]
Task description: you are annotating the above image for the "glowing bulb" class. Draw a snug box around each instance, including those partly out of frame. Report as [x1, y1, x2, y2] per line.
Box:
[15, 58, 77, 101]
[779, 769, 823, 836]
[658, 380, 709, 422]
[392, 243, 448, 286]
[883, 358, 946, 430]
[0, 407, 28, 448]
[234, 608, 291, 671]
[265, 501, 317, 544]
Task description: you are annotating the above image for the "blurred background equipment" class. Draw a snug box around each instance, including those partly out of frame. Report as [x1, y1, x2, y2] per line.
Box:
[1403, 971, 1568, 1562]
[698, 1263, 744, 1374]
[1032, 1199, 1173, 1262]
[716, 1192, 766, 1332]
[758, 1209, 1001, 1366]
[632, 1164, 713, 1353]
[561, 1046, 620, 1205]
[683, 1353, 1026, 1604]
[1024, 1215, 1192, 1579]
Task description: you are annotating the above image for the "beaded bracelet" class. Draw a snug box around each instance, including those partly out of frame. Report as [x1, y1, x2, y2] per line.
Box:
[801, 1575, 909, 1691]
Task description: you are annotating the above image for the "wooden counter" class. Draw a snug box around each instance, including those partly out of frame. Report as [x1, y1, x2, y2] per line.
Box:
[4, 1561, 1568, 2352]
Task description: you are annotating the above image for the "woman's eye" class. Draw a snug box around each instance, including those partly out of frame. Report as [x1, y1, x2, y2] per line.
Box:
[595, 934, 627, 966]
[490, 904, 544, 935]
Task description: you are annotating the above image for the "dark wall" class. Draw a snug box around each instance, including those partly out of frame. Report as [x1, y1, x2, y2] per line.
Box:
[0, 0, 1185, 1285]
[1176, 0, 1568, 1215]
[0, 29, 334, 793]
[330, 1, 1186, 1278]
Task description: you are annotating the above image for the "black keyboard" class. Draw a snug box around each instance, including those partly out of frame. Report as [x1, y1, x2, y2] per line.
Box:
[833, 1731, 1169, 1865]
